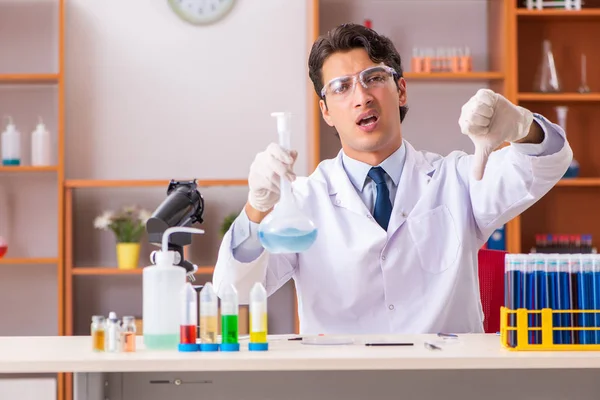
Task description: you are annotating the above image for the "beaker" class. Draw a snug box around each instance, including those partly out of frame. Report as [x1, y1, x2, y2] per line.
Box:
[257, 112, 317, 253]
[555, 106, 579, 178]
[534, 40, 561, 92]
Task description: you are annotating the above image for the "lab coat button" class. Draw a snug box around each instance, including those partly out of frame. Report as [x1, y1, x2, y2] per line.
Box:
[388, 304, 394, 310]
[336, 199, 341, 205]
[367, 214, 373, 219]
[381, 255, 386, 260]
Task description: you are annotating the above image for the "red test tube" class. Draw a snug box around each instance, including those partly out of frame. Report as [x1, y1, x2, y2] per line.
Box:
[179, 282, 199, 352]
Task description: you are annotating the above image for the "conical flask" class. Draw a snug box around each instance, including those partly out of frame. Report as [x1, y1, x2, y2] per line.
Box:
[534, 40, 561, 92]
[257, 112, 317, 253]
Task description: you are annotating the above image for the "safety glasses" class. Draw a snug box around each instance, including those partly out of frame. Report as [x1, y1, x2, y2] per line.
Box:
[320, 65, 398, 100]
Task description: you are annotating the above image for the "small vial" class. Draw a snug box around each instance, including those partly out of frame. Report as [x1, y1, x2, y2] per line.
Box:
[179, 282, 199, 352]
[121, 316, 136, 352]
[199, 282, 219, 351]
[105, 312, 121, 353]
[91, 315, 106, 352]
[249, 282, 268, 351]
[220, 284, 239, 352]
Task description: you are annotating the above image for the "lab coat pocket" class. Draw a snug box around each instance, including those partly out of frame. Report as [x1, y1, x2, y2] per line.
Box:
[407, 205, 460, 274]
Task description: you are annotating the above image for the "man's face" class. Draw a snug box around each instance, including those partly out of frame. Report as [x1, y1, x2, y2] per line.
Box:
[319, 48, 407, 162]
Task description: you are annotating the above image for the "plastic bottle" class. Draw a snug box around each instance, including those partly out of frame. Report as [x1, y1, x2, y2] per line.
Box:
[220, 284, 239, 352]
[142, 226, 205, 350]
[31, 117, 51, 166]
[249, 282, 268, 351]
[105, 312, 121, 353]
[199, 282, 219, 351]
[1, 116, 21, 166]
[178, 282, 199, 352]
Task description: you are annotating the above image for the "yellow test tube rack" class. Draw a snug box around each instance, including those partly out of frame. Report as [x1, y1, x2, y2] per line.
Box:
[500, 307, 600, 351]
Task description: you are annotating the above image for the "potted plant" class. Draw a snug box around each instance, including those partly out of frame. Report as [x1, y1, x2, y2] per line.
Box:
[94, 205, 152, 270]
[220, 212, 240, 237]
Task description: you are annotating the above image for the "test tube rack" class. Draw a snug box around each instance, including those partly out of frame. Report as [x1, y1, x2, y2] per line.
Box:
[410, 47, 472, 74]
[524, 0, 582, 10]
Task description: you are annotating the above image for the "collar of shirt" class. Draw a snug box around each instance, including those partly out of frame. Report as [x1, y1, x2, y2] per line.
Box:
[341, 142, 406, 193]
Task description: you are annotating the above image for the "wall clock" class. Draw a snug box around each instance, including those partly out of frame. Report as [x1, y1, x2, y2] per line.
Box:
[168, 0, 236, 25]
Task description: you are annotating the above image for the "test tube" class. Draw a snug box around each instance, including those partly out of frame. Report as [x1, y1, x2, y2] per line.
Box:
[179, 282, 199, 352]
[91, 315, 105, 352]
[220, 284, 239, 352]
[199, 282, 219, 351]
[249, 282, 268, 351]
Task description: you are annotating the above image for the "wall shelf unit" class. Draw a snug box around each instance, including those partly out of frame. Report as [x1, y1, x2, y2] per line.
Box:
[508, 0, 600, 252]
[0, 0, 65, 399]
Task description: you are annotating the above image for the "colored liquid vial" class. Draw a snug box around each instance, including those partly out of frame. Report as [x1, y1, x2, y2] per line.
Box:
[91, 315, 106, 352]
[179, 282, 199, 352]
[199, 282, 219, 351]
[249, 282, 269, 351]
[220, 284, 239, 352]
[121, 316, 137, 352]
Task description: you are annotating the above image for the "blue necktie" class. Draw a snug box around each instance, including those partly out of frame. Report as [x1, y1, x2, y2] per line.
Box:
[367, 166, 392, 231]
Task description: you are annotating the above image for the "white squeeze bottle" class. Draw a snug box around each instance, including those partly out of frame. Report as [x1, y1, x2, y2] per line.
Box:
[143, 226, 205, 350]
[1, 116, 21, 166]
[31, 117, 51, 166]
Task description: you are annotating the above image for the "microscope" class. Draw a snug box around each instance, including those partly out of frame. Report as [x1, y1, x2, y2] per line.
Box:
[146, 179, 204, 281]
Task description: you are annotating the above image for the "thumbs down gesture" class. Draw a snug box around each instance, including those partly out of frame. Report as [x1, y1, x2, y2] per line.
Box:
[459, 89, 534, 181]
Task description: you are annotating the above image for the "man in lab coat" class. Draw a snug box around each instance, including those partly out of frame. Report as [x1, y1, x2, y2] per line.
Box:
[213, 23, 572, 334]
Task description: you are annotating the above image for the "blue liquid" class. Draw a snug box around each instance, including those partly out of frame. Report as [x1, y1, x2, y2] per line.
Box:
[259, 228, 317, 253]
[562, 163, 579, 179]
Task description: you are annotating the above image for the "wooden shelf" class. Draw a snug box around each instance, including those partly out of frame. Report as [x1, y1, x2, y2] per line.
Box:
[404, 72, 504, 80]
[64, 179, 247, 188]
[517, 93, 600, 102]
[0, 74, 59, 84]
[556, 178, 600, 187]
[516, 9, 600, 17]
[0, 165, 58, 173]
[0, 257, 58, 265]
[71, 266, 214, 275]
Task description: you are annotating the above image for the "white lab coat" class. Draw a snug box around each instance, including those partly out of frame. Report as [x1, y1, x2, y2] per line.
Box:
[213, 122, 573, 335]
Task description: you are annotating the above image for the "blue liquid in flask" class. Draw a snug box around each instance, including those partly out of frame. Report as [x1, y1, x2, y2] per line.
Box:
[259, 227, 317, 253]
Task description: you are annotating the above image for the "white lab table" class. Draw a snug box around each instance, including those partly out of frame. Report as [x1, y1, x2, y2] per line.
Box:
[1, 334, 599, 400]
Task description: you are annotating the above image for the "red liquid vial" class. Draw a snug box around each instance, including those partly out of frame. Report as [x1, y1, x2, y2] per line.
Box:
[0, 237, 7, 258]
[180, 325, 197, 345]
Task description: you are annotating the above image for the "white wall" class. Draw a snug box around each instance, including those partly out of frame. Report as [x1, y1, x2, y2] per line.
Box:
[65, 0, 312, 179]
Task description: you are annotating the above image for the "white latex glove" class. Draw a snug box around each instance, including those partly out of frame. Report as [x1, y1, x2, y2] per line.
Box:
[248, 143, 298, 212]
[459, 88, 534, 180]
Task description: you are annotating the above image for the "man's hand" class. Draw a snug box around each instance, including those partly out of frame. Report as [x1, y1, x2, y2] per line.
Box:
[459, 88, 534, 180]
[247, 142, 297, 219]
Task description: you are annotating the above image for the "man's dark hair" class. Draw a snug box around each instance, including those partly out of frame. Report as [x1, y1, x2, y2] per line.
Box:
[308, 23, 408, 122]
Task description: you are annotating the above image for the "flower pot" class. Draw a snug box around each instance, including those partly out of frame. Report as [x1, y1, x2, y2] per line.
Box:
[116, 242, 141, 270]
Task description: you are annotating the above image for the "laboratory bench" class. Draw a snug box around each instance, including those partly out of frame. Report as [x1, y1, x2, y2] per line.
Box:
[1, 334, 600, 400]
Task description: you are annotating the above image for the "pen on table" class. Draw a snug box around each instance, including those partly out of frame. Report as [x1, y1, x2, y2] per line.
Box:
[424, 342, 442, 350]
[364, 342, 414, 347]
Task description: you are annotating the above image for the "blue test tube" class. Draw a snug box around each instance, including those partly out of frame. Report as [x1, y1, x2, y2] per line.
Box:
[525, 254, 537, 344]
[504, 254, 521, 348]
[558, 254, 572, 344]
[593, 254, 600, 344]
[545, 254, 560, 344]
[580, 254, 593, 344]
[570, 255, 582, 344]
[534, 254, 546, 344]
